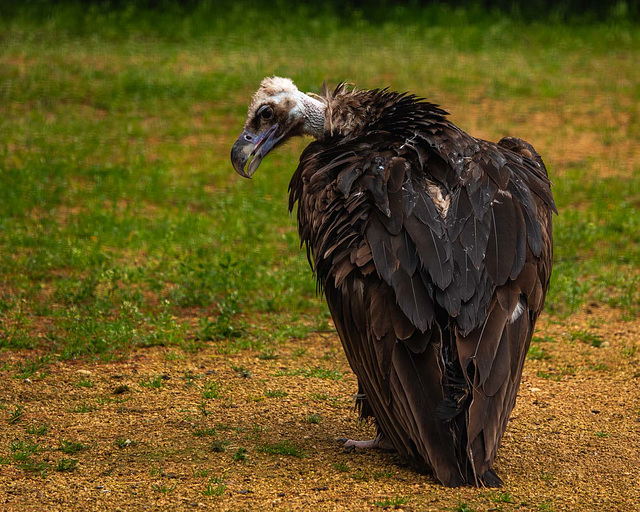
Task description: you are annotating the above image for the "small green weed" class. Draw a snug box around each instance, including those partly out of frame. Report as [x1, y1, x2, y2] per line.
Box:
[13, 356, 50, 380]
[150, 466, 164, 477]
[76, 378, 94, 388]
[292, 348, 308, 358]
[97, 396, 130, 405]
[538, 500, 555, 511]
[203, 478, 226, 497]
[258, 441, 306, 458]
[198, 401, 213, 417]
[491, 491, 516, 503]
[265, 389, 288, 398]
[7, 405, 24, 424]
[232, 447, 248, 462]
[528, 345, 551, 361]
[202, 381, 221, 399]
[26, 424, 49, 436]
[56, 458, 79, 472]
[307, 414, 322, 424]
[10, 440, 40, 458]
[374, 495, 409, 508]
[193, 428, 217, 437]
[351, 471, 367, 481]
[277, 367, 343, 381]
[164, 350, 185, 361]
[536, 366, 575, 381]
[151, 483, 176, 494]
[140, 375, 166, 389]
[540, 471, 554, 484]
[115, 438, 135, 448]
[251, 423, 266, 434]
[333, 462, 350, 472]
[72, 403, 97, 413]
[18, 460, 50, 477]
[570, 329, 604, 348]
[59, 439, 86, 454]
[257, 349, 278, 360]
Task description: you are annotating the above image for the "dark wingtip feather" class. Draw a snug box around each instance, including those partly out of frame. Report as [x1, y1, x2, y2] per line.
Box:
[479, 468, 503, 487]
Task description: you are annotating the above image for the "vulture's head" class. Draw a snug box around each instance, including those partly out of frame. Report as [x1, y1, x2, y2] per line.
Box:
[231, 77, 326, 178]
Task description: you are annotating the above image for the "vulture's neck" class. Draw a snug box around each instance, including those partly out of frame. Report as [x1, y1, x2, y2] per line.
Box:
[297, 93, 326, 139]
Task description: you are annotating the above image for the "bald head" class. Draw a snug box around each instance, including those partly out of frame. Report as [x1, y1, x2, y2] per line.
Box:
[232, 77, 327, 178]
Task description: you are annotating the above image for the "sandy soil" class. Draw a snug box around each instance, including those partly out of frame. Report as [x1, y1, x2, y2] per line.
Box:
[1, 307, 639, 512]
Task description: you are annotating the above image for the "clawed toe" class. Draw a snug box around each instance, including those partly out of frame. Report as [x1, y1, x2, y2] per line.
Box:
[337, 434, 393, 452]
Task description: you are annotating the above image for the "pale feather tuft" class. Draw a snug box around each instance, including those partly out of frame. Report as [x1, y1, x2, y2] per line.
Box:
[246, 77, 300, 121]
[259, 76, 299, 96]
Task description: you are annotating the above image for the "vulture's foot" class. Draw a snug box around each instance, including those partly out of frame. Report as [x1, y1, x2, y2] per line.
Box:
[338, 434, 393, 453]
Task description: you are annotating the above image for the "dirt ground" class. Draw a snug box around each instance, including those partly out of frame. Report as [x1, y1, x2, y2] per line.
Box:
[1, 306, 639, 512]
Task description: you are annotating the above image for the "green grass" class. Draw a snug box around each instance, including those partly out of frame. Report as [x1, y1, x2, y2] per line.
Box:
[7, 405, 24, 424]
[202, 381, 221, 399]
[265, 389, 288, 398]
[193, 427, 217, 438]
[307, 413, 323, 424]
[140, 375, 166, 389]
[333, 462, 350, 472]
[202, 475, 227, 497]
[71, 403, 97, 413]
[258, 441, 306, 458]
[0, 3, 639, 367]
[115, 438, 135, 449]
[528, 344, 552, 361]
[453, 501, 475, 512]
[151, 483, 176, 494]
[490, 491, 516, 504]
[374, 495, 409, 508]
[232, 447, 248, 462]
[76, 377, 94, 388]
[55, 458, 78, 472]
[26, 424, 49, 436]
[277, 367, 344, 381]
[202, 482, 226, 497]
[570, 329, 605, 348]
[10, 440, 40, 459]
[58, 439, 86, 454]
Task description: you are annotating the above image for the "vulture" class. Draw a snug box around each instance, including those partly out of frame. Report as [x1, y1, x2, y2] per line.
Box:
[231, 77, 555, 487]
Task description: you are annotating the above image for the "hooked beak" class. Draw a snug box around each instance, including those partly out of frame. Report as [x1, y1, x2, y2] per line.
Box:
[231, 124, 283, 178]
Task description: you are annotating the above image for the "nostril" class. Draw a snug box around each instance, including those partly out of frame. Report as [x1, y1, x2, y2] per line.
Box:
[244, 134, 253, 142]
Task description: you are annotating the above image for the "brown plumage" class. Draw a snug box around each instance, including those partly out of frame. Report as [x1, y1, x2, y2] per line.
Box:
[231, 77, 556, 487]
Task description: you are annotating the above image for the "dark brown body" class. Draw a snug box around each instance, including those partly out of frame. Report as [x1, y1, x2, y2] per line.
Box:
[288, 85, 555, 486]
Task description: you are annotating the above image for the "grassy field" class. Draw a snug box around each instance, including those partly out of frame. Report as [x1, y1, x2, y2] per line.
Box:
[1, 3, 639, 510]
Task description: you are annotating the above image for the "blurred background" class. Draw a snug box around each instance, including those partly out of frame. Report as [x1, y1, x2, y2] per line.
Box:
[1, 0, 638, 357]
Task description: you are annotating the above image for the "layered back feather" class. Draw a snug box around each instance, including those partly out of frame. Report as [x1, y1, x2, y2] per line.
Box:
[289, 84, 555, 486]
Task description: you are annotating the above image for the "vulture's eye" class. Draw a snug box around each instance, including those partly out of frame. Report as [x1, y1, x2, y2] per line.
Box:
[259, 106, 274, 120]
